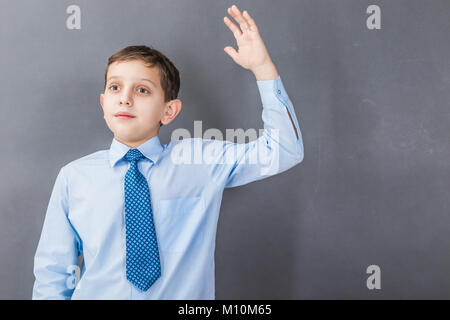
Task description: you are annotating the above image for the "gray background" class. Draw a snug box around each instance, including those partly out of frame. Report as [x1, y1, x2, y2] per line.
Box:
[0, 0, 449, 299]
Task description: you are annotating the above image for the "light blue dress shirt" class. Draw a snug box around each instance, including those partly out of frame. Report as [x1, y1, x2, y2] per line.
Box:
[32, 75, 304, 299]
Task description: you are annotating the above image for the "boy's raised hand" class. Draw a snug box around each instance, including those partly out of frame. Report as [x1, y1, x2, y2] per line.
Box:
[223, 5, 279, 80]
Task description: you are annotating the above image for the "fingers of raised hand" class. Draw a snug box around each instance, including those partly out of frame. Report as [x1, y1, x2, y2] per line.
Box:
[223, 5, 257, 36]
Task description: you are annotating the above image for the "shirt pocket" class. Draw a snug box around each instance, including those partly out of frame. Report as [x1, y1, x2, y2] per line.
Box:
[155, 196, 206, 253]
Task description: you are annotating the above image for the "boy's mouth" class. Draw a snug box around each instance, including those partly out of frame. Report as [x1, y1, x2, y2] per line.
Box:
[115, 111, 136, 119]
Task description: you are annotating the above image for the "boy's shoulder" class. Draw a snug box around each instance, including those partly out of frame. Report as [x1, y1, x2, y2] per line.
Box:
[166, 137, 228, 147]
[62, 149, 109, 171]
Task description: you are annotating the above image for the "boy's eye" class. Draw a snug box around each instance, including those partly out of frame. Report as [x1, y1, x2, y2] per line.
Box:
[138, 87, 150, 94]
[109, 85, 119, 91]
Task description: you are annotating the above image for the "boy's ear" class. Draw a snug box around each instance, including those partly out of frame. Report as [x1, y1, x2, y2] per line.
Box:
[100, 93, 107, 121]
[161, 99, 182, 126]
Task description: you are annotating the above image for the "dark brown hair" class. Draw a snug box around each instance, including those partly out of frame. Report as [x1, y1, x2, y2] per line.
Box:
[104, 45, 180, 103]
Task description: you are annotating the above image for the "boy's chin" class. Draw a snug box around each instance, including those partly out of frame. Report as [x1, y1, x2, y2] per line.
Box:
[114, 133, 139, 142]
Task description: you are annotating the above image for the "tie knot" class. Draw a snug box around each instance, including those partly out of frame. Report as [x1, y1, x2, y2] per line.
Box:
[124, 149, 145, 162]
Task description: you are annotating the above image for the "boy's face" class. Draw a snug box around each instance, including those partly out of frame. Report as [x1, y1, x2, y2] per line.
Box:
[100, 59, 182, 148]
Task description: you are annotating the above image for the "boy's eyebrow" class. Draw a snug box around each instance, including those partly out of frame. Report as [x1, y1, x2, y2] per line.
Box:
[107, 76, 157, 88]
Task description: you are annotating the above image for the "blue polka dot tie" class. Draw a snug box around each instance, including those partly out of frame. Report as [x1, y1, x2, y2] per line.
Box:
[124, 148, 161, 291]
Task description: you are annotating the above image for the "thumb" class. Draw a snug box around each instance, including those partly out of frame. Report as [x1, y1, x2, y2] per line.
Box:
[224, 46, 239, 62]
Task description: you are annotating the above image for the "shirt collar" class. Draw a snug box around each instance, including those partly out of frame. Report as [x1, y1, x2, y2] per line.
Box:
[109, 135, 164, 168]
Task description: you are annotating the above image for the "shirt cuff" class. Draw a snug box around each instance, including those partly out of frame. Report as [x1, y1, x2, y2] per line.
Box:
[256, 75, 288, 107]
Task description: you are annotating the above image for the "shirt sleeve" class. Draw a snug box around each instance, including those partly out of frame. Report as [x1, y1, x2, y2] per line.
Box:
[208, 75, 304, 188]
[32, 166, 82, 300]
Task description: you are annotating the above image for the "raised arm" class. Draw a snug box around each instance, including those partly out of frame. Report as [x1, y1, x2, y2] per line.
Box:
[198, 5, 305, 188]
[223, 5, 299, 139]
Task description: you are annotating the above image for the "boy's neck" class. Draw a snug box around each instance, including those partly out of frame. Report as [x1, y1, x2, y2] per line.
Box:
[115, 133, 159, 148]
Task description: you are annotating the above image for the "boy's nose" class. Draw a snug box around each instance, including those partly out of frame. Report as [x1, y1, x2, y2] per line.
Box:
[120, 97, 132, 105]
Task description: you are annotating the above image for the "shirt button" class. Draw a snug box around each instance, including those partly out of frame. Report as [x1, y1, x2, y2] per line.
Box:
[277, 89, 281, 94]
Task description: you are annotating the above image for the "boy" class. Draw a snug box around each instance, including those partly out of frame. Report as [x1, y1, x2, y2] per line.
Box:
[32, 5, 304, 299]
